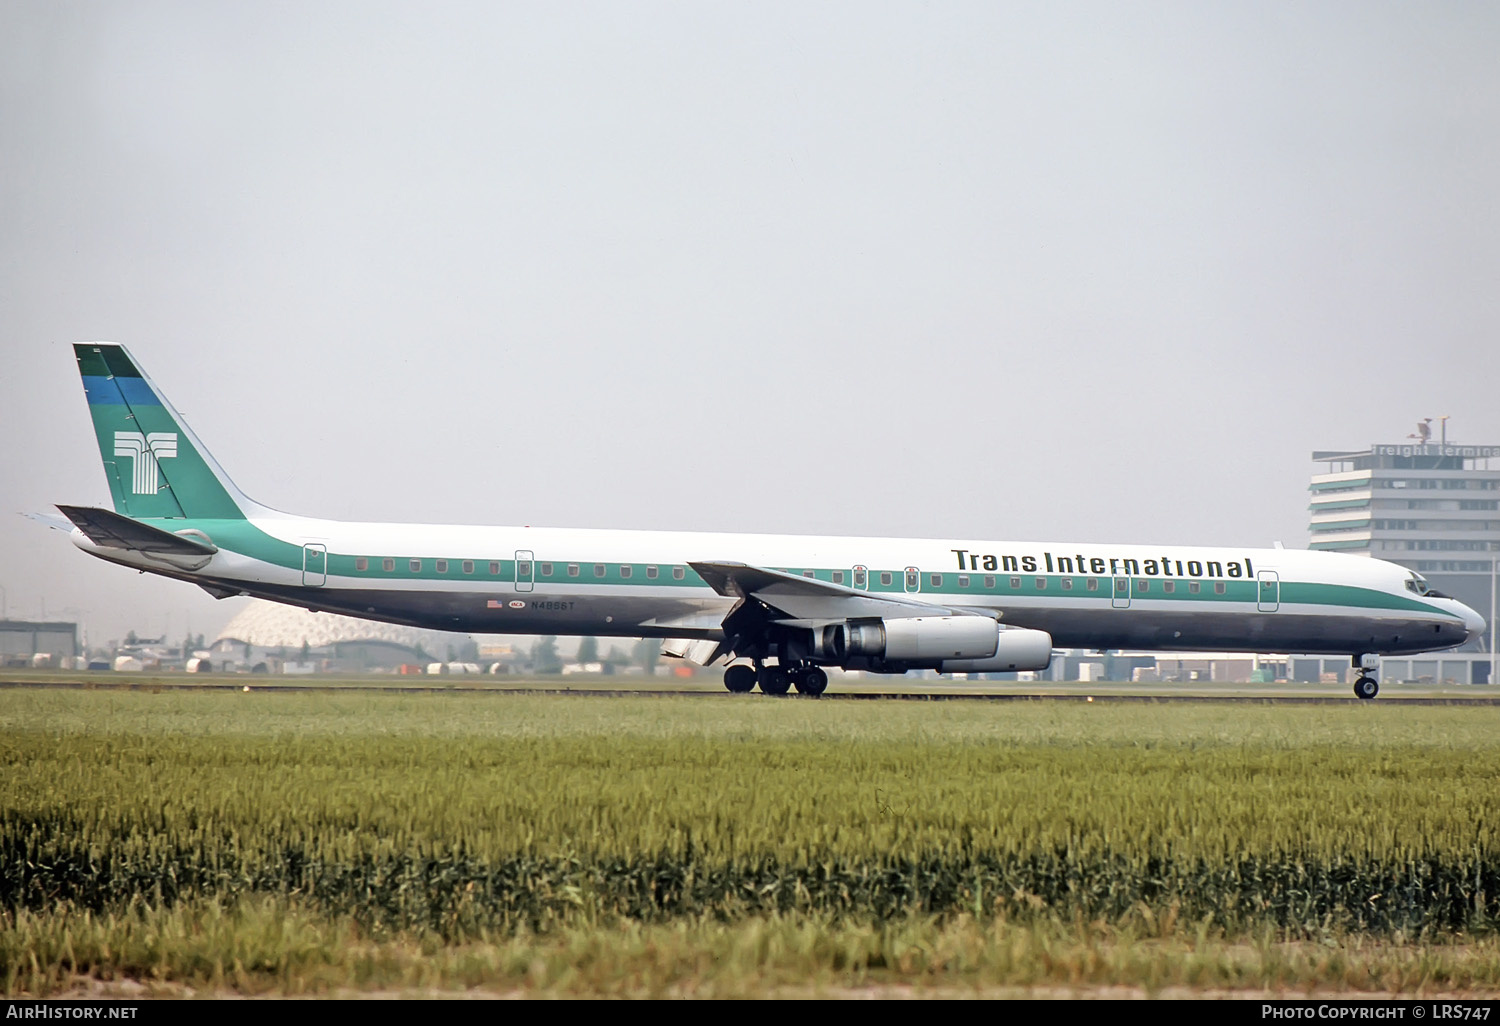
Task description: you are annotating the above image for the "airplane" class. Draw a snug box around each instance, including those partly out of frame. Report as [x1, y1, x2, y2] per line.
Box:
[41, 343, 1485, 699]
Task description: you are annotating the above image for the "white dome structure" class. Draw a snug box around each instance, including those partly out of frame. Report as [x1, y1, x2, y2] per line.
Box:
[208, 600, 498, 673]
[215, 599, 469, 652]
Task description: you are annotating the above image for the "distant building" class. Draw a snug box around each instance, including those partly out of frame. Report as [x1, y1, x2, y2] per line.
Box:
[210, 601, 500, 674]
[0, 620, 79, 667]
[1308, 438, 1499, 684]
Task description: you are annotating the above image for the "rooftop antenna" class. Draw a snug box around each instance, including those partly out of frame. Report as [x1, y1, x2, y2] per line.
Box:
[1439, 415, 1450, 446]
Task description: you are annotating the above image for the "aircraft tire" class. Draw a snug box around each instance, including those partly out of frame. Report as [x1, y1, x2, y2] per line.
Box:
[759, 666, 792, 695]
[1353, 676, 1379, 700]
[794, 666, 828, 696]
[724, 664, 756, 693]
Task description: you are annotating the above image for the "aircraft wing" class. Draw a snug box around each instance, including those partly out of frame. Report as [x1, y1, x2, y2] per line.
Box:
[55, 504, 218, 558]
[688, 560, 992, 624]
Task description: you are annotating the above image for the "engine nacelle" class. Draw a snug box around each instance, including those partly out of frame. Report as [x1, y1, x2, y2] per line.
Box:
[835, 616, 1001, 661]
[937, 628, 1053, 672]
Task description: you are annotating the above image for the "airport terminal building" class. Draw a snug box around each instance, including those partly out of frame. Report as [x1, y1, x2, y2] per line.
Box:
[1306, 438, 1499, 684]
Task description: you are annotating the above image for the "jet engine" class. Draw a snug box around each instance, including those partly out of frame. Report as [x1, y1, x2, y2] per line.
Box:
[822, 616, 1002, 661]
[937, 627, 1053, 672]
[812, 616, 1053, 673]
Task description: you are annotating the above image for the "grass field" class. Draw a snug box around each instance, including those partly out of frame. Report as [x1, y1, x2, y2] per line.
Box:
[4, 687, 1500, 997]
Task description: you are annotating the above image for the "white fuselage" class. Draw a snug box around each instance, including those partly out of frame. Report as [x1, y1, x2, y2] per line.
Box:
[74, 514, 1486, 659]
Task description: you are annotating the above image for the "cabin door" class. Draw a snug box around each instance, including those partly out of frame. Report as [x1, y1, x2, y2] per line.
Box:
[1257, 570, 1280, 612]
[302, 544, 327, 587]
[514, 550, 534, 593]
[1111, 576, 1131, 608]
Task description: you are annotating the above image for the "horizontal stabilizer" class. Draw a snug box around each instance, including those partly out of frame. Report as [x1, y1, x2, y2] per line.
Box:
[56, 504, 218, 557]
[21, 510, 73, 532]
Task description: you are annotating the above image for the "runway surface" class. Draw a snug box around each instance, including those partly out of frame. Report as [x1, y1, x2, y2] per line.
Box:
[3, 673, 1498, 704]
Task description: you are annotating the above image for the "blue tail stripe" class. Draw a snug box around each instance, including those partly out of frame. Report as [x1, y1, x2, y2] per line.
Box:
[83, 376, 162, 406]
[81, 375, 125, 405]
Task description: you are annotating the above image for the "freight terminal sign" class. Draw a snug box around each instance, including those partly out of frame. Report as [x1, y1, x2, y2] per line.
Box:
[1374, 444, 1500, 458]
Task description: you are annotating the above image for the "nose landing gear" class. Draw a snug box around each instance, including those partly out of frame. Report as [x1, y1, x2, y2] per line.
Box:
[1351, 654, 1380, 700]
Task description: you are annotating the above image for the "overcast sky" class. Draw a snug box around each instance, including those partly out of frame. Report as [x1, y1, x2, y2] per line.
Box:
[3, 1, 1497, 648]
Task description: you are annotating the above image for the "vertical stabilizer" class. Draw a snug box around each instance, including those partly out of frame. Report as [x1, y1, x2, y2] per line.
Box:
[74, 343, 261, 520]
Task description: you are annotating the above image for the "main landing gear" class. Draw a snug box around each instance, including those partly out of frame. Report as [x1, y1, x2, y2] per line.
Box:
[724, 664, 755, 693]
[1352, 654, 1379, 700]
[722, 662, 827, 696]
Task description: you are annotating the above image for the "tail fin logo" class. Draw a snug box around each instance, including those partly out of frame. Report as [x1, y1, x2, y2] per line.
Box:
[113, 431, 178, 495]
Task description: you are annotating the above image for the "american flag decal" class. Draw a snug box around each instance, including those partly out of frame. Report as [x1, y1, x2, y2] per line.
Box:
[487, 600, 504, 608]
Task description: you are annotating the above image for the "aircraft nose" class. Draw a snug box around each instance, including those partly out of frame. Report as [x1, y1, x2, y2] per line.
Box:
[1462, 602, 1487, 644]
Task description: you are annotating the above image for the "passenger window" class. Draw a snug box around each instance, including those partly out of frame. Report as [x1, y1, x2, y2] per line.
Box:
[436, 559, 448, 573]
[803, 569, 816, 578]
[832, 570, 845, 584]
[382, 558, 394, 572]
[983, 575, 995, 589]
[1086, 578, 1099, 591]
[1061, 578, 1072, 590]
[880, 572, 893, 587]
[567, 564, 579, 577]
[647, 565, 659, 579]
[489, 561, 500, 575]
[463, 560, 474, 575]
[1114, 579, 1128, 594]
[672, 566, 685, 580]
[1188, 581, 1201, 594]
[1035, 577, 1046, 590]
[1214, 582, 1226, 595]
[1162, 581, 1174, 593]
[930, 574, 943, 587]
[540, 562, 553, 577]
[409, 559, 422, 573]
[958, 574, 969, 588]
[621, 565, 632, 579]
[1136, 579, 1148, 592]
[1010, 577, 1020, 589]
[594, 563, 606, 578]
[355, 557, 368, 572]
[516, 561, 530, 577]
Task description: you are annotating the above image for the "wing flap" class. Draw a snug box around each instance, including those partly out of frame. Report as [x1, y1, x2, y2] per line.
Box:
[660, 638, 724, 664]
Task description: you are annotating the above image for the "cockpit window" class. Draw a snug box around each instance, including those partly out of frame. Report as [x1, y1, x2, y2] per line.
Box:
[1405, 574, 1451, 599]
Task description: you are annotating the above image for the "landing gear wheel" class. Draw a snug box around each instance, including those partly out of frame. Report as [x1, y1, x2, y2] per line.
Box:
[1353, 676, 1379, 700]
[794, 666, 828, 696]
[759, 666, 792, 695]
[724, 664, 756, 693]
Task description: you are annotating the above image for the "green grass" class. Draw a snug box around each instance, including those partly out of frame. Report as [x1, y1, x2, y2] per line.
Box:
[4, 689, 1500, 996]
[9, 900, 1500, 998]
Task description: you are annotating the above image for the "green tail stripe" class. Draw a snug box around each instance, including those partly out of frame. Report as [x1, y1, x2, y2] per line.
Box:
[74, 343, 247, 521]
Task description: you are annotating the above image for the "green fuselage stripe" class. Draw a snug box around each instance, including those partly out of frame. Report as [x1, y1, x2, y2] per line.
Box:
[138, 517, 1445, 619]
